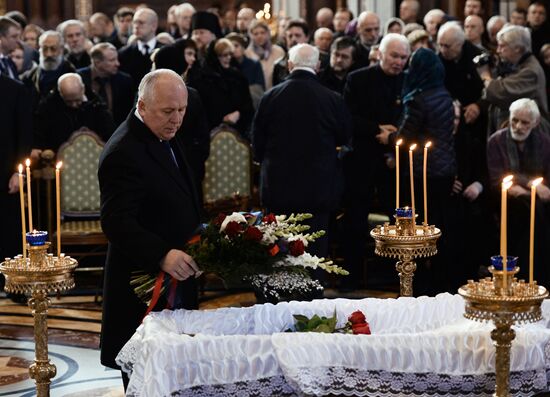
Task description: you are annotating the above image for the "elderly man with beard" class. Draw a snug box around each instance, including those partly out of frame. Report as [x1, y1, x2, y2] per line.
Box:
[487, 98, 550, 287]
[21, 30, 75, 109]
[319, 36, 356, 94]
[354, 11, 381, 68]
[58, 19, 90, 69]
[342, 33, 410, 291]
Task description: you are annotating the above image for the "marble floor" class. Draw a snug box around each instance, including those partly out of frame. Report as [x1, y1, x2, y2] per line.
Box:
[0, 284, 397, 396]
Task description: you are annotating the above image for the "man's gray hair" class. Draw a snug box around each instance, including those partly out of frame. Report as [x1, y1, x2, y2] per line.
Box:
[176, 3, 195, 16]
[423, 9, 445, 25]
[57, 72, 84, 91]
[57, 19, 85, 37]
[379, 33, 410, 54]
[39, 30, 64, 47]
[497, 25, 531, 54]
[509, 98, 540, 122]
[486, 15, 506, 32]
[288, 43, 319, 69]
[437, 21, 465, 45]
[314, 27, 333, 40]
[138, 69, 184, 103]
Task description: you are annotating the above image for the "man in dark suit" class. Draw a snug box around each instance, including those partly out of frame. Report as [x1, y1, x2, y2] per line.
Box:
[0, 75, 31, 284]
[118, 7, 162, 86]
[98, 69, 201, 389]
[0, 16, 21, 80]
[252, 43, 352, 259]
[78, 42, 134, 125]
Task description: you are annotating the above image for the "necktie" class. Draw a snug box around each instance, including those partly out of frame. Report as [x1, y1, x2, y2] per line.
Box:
[143, 44, 150, 56]
[162, 140, 179, 169]
[94, 76, 109, 106]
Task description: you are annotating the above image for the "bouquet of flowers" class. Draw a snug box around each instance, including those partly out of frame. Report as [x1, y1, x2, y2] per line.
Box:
[131, 212, 348, 310]
[291, 309, 371, 335]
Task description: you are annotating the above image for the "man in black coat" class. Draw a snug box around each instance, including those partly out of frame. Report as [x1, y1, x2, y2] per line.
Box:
[0, 75, 31, 267]
[318, 36, 356, 95]
[98, 70, 201, 390]
[252, 43, 352, 259]
[118, 8, 162, 87]
[342, 33, 410, 290]
[78, 42, 134, 126]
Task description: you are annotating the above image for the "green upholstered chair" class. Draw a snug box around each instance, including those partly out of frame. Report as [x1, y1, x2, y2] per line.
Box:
[202, 126, 252, 214]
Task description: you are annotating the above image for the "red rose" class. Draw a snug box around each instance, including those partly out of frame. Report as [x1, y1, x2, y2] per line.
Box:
[348, 310, 366, 325]
[224, 221, 242, 238]
[213, 213, 227, 226]
[352, 322, 371, 335]
[243, 226, 263, 242]
[262, 213, 277, 224]
[289, 240, 305, 256]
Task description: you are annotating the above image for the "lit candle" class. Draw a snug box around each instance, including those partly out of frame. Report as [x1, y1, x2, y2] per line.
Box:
[56, 162, 63, 258]
[18, 164, 26, 260]
[409, 144, 417, 225]
[395, 139, 403, 209]
[423, 142, 432, 225]
[501, 175, 513, 290]
[25, 159, 33, 232]
[529, 177, 543, 285]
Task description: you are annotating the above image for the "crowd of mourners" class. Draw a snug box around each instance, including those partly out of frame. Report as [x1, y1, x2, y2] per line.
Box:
[1, 0, 550, 295]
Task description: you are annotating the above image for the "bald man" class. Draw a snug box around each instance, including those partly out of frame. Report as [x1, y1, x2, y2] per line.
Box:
[464, 14, 486, 50]
[99, 69, 201, 389]
[33, 72, 115, 151]
[355, 11, 381, 68]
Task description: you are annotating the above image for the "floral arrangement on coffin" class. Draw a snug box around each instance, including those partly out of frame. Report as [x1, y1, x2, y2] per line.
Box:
[131, 212, 348, 308]
[291, 309, 371, 335]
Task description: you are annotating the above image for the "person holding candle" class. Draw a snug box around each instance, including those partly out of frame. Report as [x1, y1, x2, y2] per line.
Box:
[98, 69, 201, 390]
[487, 98, 550, 287]
[376, 47, 457, 295]
[0, 75, 32, 304]
[341, 33, 410, 291]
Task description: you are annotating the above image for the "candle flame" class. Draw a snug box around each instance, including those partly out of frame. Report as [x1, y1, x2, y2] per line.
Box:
[56, 161, 63, 170]
[503, 181, 513, 190]
[18, 164, 23, 174]
[532, 177, 543, 187]
[25, 158, 30, 167]
[503, 174, 514, 183]
[425, 141, 432, 148]
[409, 144, 417, 151]
[396, 139, 403, 146]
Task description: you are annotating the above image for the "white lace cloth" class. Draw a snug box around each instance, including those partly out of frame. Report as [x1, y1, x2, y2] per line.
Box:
[117, 293, 550, 396]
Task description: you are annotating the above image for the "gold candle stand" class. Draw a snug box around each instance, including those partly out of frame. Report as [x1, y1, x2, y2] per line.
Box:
[459, 266, 548, 397]
[0, 242, 77, 396]
[370, 216, 441, 296]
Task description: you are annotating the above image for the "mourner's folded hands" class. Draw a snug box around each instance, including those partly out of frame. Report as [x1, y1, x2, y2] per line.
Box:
[161, 249, 200, 281]
[376, 124, 397, 145]
[8, 173, 19, 194]
[508, 185, 530, 198]
[462, 181, 483, 202]
[463, 103, 480, 124]
[223, 110, 241, 125]
[536, 184, 550, 202]
[452, 179, 463, 194]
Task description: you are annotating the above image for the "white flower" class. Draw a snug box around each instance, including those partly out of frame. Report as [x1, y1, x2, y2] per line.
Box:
[220, 212, 247, 232]
[287, 234, 309, 247]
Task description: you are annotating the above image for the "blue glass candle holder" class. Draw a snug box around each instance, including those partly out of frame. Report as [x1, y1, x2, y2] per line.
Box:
[491, 255, 518, 271]
[395, 207, 413, 218]
[26, 231, 48, 246]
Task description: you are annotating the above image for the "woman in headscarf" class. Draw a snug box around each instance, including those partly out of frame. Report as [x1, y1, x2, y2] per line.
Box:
[377, 47, 457, 295]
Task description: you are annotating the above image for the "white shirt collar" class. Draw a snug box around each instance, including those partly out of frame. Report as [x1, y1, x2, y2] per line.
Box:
[137, 38, 157, 54]
[291, 66, 316, 75]
[134, 108, 144, 122]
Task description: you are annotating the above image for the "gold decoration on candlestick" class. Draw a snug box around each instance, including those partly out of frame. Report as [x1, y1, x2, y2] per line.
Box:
[0, 239, 77, 396]
[459, 265, 547, 397]
[370, 219, 441, 297]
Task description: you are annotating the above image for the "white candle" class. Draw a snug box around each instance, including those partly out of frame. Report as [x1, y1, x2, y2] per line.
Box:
[25, 159, 32, 232]
[18, 164, 26, 260]
[423, 142, 432, 225]
[529, 177, 543, 285]
[409, 144, 417, 225]
[501, 175, 513, 291]
[395, 139, 402, 209]
[56, 162, 63, 258]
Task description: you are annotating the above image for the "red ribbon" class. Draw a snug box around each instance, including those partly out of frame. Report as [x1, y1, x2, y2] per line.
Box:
[144, 271, 167, 318]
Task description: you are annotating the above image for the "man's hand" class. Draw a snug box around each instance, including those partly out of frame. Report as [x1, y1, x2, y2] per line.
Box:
[160, 249, 200, 281]
[462, 181, 483, 202]
[452, 179, 463, 195]
[536, 184, 550, 202]
[223, 110, 240, 125]
[8, 173, 19, 194]
[375, 124, 397, 145]
[464, 103, 480, 124]
[508, 185, 529, 198]
[30, 149, 42, 160]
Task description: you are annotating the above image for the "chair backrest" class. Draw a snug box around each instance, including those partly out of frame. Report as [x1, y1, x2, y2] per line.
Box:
[203, 126, 251, 203]
[56, 128, 105, 217]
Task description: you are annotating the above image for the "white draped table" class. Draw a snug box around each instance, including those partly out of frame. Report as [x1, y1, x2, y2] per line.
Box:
[117, 293, 550, 396]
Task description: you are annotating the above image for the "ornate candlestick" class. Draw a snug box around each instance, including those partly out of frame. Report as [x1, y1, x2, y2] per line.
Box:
[370, 208, 441, 296]
[458, 257, 547, 397]
[0, 231, 77, 396]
